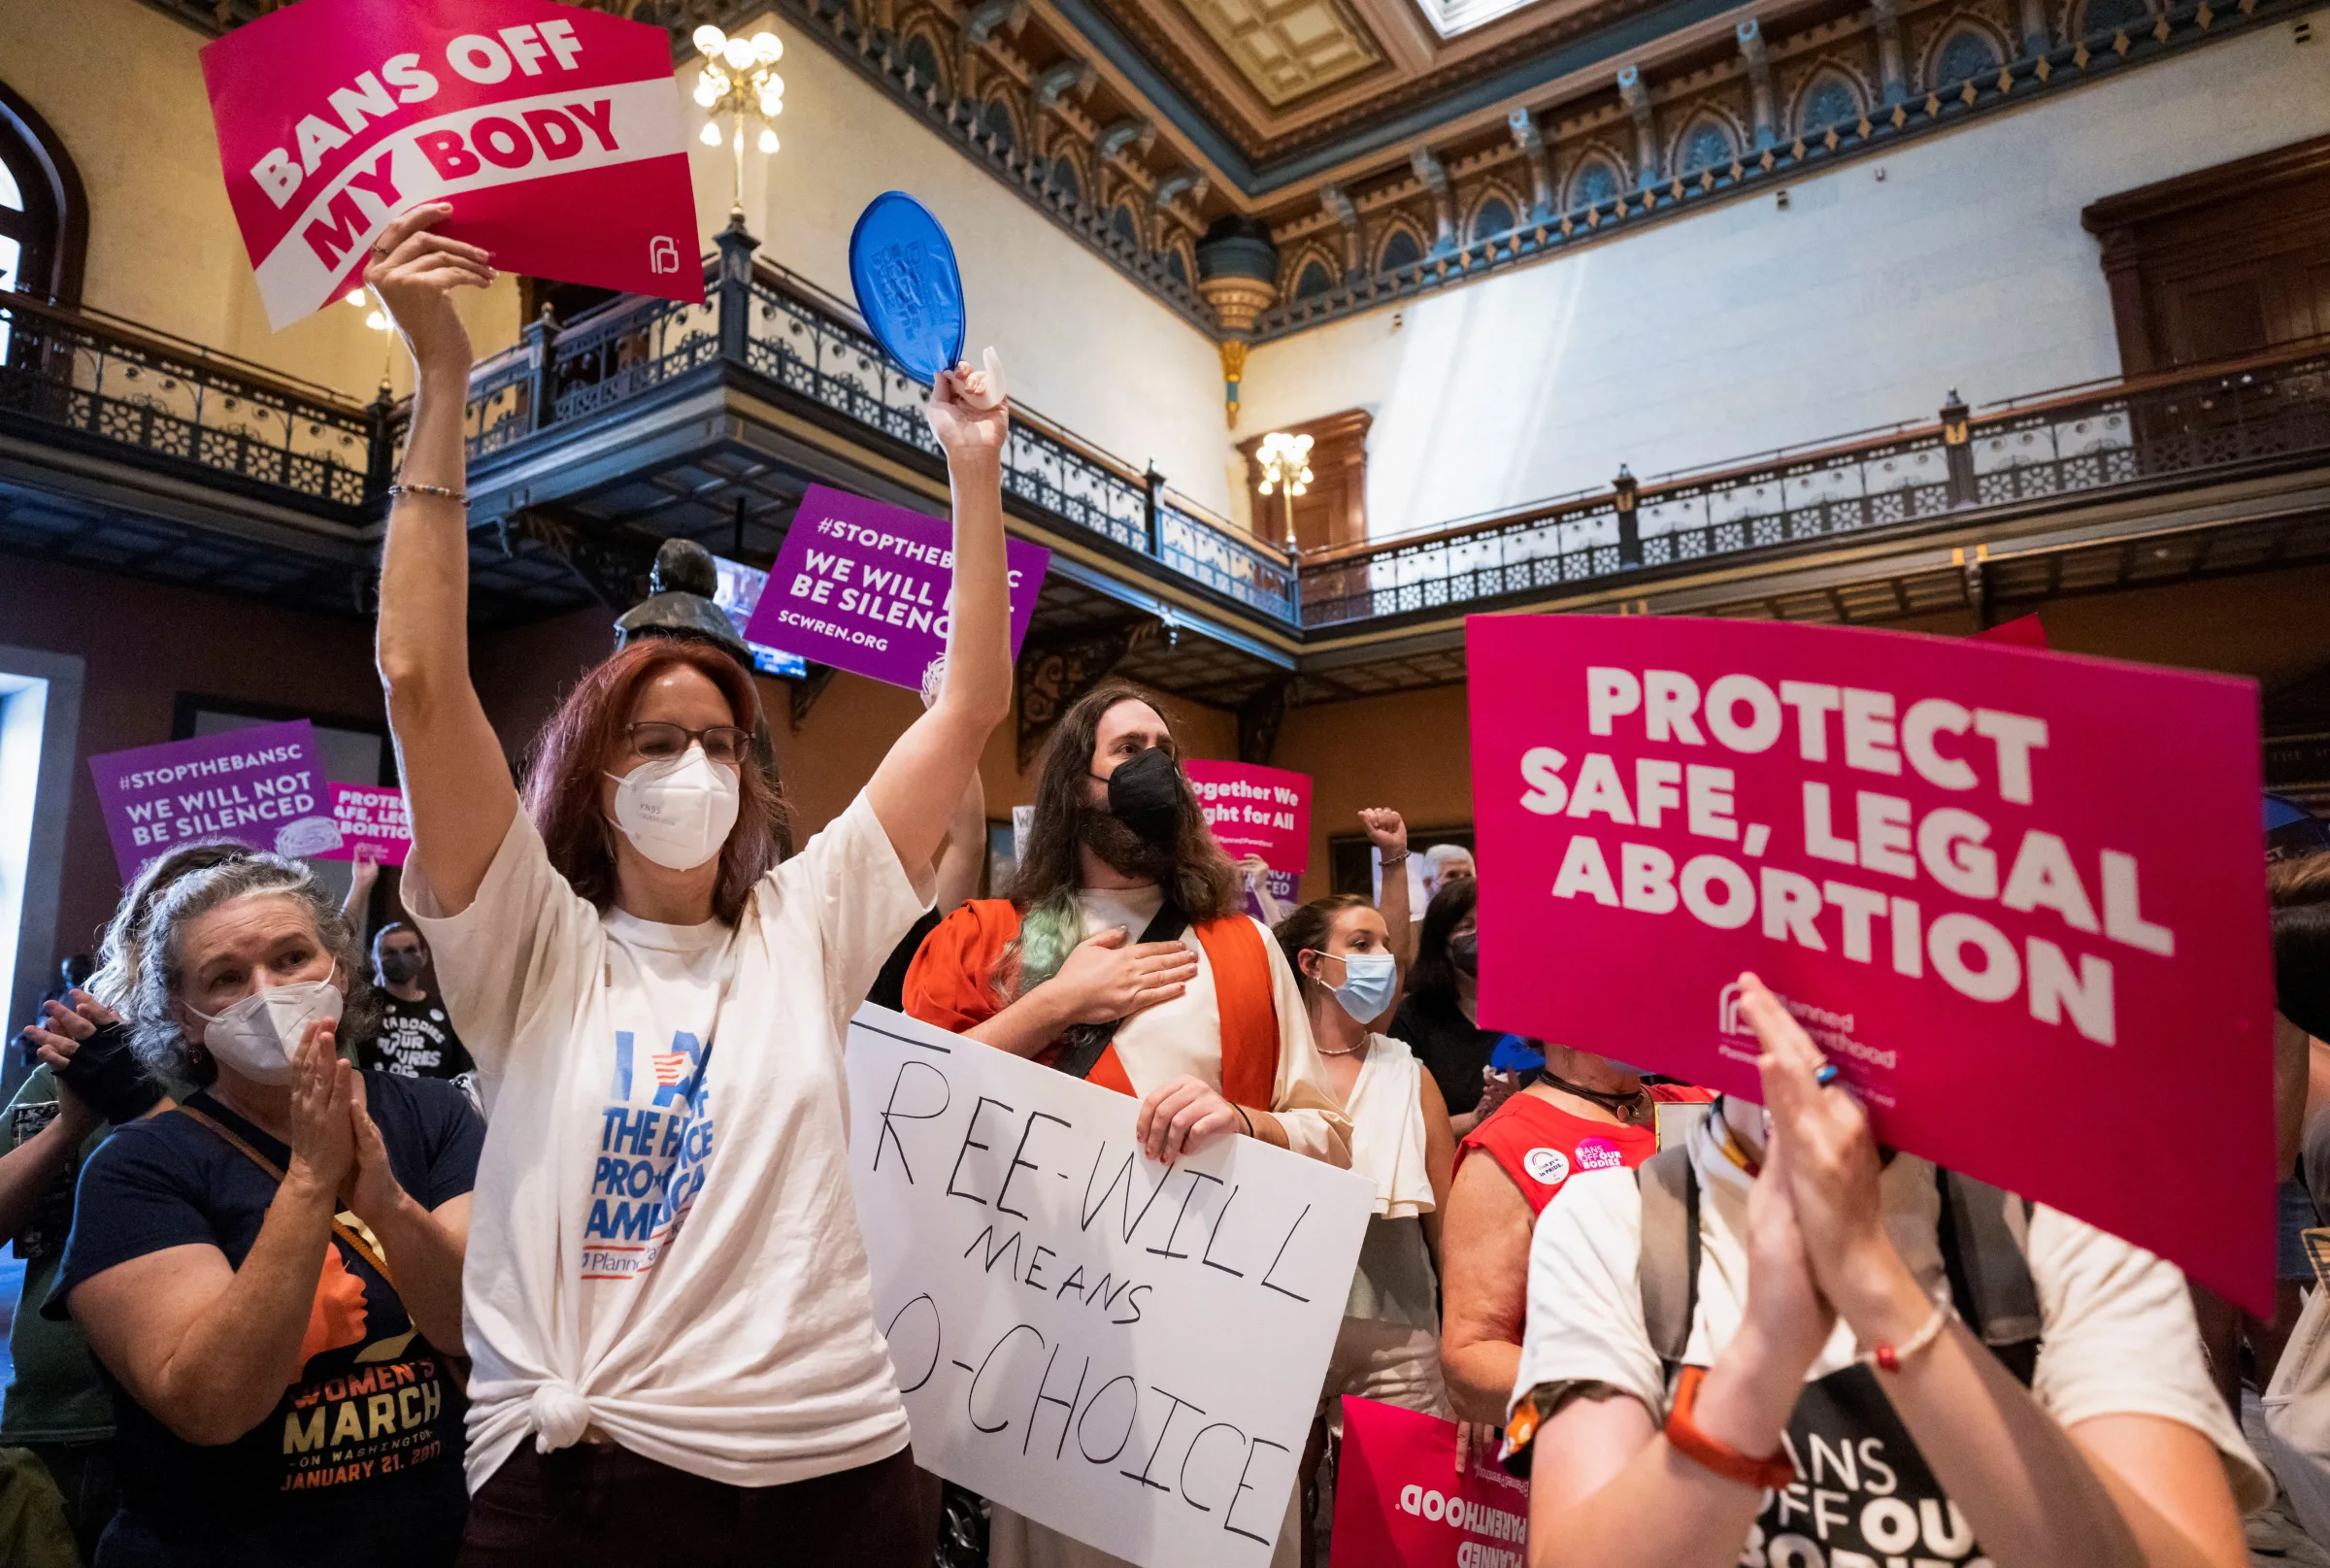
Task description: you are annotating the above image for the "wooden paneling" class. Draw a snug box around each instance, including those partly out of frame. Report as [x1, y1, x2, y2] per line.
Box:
[1240, 408, 1372, 551]
[2084, 134, 2330, 373]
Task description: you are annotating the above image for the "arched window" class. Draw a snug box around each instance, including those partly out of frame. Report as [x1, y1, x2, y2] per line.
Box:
[1677, 118, 1735, 175]
[0, 81, 84, 309]
[1471, 196, 1514, 242]
[1569, 158, 1621, 210]
[1934, 27, 2002, 85]
[1110, 205, 1140, 250]
[1799, 75, 1862, 135]
[1048, 154, 1082, 206]
[981, 98, 1016, 153]
[1163, 247, 1189, 285]
[2078, 0, 2149, 35]
[902, 34, 944, 95]
[1294, 258, 1335, 299]
[1379, 227, 1423, 273]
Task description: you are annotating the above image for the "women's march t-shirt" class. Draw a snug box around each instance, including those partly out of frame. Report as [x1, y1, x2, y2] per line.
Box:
[55, 1075, 482, 1562]
[407, 790, 934, 1493]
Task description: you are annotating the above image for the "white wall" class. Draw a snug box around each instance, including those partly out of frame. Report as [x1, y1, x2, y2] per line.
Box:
[702, 14, 1233, 513]
[1240, 22, 2330, 542]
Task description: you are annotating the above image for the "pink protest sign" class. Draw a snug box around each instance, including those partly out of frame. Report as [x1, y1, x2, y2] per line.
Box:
[1185, 760, 1311, 903]
[1329, 1398, 1530, 1568]
[742, 484, 1050, 694]
[88, 720, 342, 880]
[313, 783, 414, 867]
[201, 0, 700, 329]
[1467, 614, 2274, 1312]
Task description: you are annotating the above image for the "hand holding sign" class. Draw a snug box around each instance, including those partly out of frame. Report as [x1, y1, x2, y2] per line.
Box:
[364, 203, 492, 371]
[925, 350, 1011, 462]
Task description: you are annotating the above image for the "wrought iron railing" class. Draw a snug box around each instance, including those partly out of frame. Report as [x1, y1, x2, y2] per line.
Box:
[1298, 340, 2330, 627]
[10, 266, 2327, 638]
[454, 232, 1300, 621]
[0, 288, 377, 510]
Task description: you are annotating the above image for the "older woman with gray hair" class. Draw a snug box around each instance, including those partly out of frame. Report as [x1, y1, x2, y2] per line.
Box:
[49, 849, 483, 1568]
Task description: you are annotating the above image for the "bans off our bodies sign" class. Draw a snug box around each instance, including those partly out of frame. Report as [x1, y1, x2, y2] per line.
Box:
[202, 0, 699, 328]
[1468, 616, 2274, 1313]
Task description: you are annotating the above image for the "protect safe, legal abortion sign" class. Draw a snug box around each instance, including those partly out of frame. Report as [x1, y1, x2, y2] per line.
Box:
[89, 719, 343, 879]
[745, 485, 1051, 694]
[313, 783, 414, 867]
[846, 1005, 1372, 1568]
[201, 0, 698, 328]
[1468, 615, 2275, 1313]
[1185, 760, 1311, 903]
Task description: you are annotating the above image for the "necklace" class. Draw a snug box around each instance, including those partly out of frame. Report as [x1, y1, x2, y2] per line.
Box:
[1541, 1070, 1650, 1124]
[1315, 1033, 1372, 1057]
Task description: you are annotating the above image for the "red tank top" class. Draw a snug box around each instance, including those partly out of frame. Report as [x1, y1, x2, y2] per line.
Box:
[1457, 1086, 1714, 1216]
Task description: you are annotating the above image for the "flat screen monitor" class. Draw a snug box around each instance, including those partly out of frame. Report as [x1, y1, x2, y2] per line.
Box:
[710, 554, 810, 680]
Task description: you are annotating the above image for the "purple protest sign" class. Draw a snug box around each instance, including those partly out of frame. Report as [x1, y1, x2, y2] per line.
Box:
[743, 484, 1050, 693]
[88, 719, 342, 880]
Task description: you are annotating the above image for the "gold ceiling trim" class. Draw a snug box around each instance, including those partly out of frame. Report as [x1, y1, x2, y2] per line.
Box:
[1174, 0, 1388, 106]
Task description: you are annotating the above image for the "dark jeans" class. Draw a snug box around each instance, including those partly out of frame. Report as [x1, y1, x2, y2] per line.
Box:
[458, 1441, 938, 1567]
[28, 1441, 116, 1567]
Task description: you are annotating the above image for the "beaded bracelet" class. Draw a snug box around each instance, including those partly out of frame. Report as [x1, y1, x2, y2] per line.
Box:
[1858, 1294, 1954, 1373]
[387, 483, 468, 504]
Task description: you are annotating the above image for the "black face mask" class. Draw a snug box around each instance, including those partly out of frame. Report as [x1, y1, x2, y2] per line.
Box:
[1093, 747, 1183, 846]
[1449, 930, 1480, 977]
[380, 951, 426, 986]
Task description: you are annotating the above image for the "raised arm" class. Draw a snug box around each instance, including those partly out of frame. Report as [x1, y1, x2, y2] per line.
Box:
[367, 206, 512, 917]
[1359, 808, 1415, 981]
[931, 765, 989, 914]
[864, 361, 1015, 872]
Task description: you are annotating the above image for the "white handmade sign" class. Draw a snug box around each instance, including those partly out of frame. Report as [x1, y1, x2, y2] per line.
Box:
[846, 1005, 1373, 1568]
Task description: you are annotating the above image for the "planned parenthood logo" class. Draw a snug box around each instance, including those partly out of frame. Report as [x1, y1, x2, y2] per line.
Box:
[1717, 982, 1897, 1089]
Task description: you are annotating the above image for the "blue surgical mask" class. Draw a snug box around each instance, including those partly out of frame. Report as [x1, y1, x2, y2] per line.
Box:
[1316, 951, 1397, 1022]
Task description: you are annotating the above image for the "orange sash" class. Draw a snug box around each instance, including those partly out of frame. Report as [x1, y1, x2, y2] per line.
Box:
[902, 898, 1281, 1107]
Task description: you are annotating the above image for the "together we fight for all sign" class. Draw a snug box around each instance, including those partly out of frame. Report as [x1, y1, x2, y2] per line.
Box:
[1184, 761, 1311, 904]
[1467, 615, 2275, 1313]
[201, 0, 700, 328]
[845, 1005, 1371, 1568]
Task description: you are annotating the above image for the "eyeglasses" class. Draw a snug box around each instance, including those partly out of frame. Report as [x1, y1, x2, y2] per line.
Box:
[626, 721, 751, 765]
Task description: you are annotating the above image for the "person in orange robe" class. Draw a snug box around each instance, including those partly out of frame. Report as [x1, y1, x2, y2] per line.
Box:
[903, 679, 1348, 1568]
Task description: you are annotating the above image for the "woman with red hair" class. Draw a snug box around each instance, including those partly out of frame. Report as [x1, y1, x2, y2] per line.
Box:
[364, 206, 1014, 1566]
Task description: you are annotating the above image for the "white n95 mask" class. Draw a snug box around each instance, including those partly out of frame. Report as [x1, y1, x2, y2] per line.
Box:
[189, 973, 345, 1084]
[606, 747, 742, 871]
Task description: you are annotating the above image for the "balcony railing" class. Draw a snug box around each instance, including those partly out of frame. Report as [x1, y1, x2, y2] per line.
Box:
[8, 268, 2329, 638]
[0, 288, 378, 511]
[456, 227, 1302, 623]
[1298, 338, 2330, 627]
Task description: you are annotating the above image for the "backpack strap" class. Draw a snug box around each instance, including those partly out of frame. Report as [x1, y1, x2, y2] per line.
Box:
[1636, 1145, 1700, 1382]
[1935, 1166, 2042, 1384]
[1054, 902, 1191, 1082]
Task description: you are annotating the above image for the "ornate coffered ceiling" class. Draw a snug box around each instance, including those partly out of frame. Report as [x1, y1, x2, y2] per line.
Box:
[1179, 0, 1386, 106]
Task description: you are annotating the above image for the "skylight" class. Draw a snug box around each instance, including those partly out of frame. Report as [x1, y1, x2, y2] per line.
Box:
[1410, 0, 1548, 38]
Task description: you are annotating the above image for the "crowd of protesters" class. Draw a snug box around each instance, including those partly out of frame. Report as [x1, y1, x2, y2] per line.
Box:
[0, 201, 2318, 1568]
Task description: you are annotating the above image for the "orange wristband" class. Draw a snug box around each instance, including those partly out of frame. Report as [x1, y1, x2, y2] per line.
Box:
[1662, 1366, 1797, 1492]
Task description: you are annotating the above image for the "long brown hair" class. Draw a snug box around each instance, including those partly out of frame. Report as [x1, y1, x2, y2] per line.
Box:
[1011, 681, 1240, 921]
[522, 639, 785, 925]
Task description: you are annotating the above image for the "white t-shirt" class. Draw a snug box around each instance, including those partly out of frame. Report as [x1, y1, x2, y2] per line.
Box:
[408, 790, 934, 1492]
[1514, 1109, 2271, 1518]
[1075, 885, 1349, 1166]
